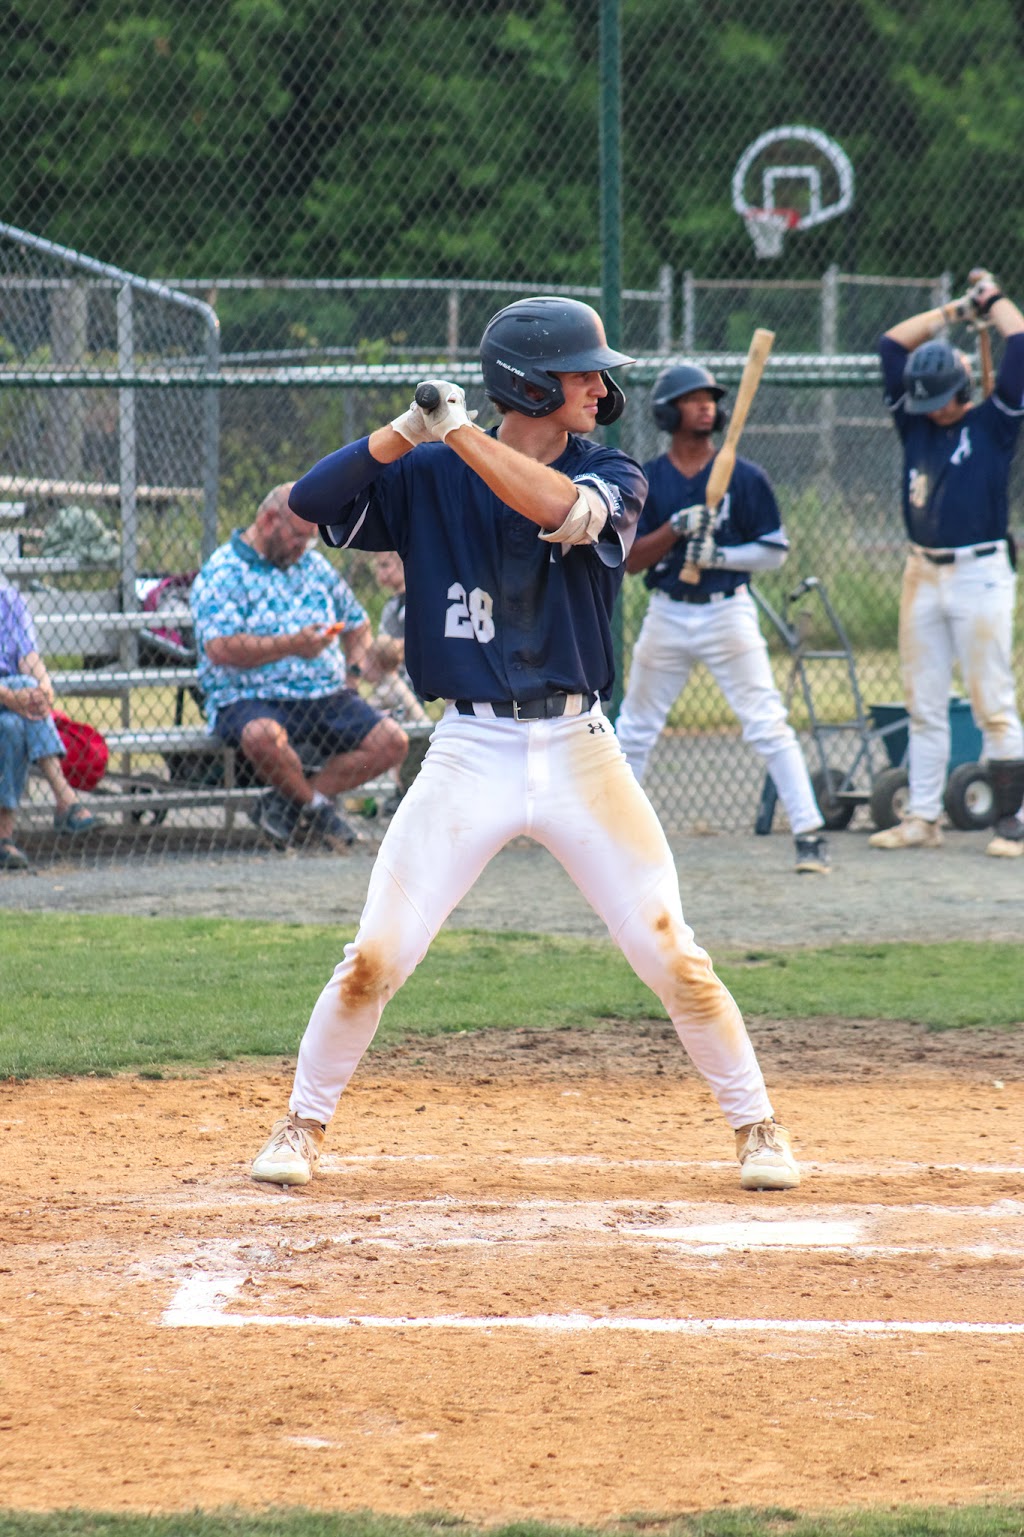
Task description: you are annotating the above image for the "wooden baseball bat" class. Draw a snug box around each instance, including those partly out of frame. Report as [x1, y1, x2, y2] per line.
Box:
[978, 327, 995, 398]
[681, 326, 776, 584]
[967, 269, 996, 398]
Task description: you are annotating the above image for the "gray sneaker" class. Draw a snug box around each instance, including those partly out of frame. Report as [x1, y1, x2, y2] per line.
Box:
[794, 833, 830, 874]
[305, 801, 366, 851]
[251, 1112, 325, 1186]
[249, 790, 302, 848]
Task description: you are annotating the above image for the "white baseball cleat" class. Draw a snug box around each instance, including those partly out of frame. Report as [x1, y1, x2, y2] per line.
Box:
[868, 816, 943, 849]
[251, 1112, 325, 1186]
[735, 1119, 801, 1191]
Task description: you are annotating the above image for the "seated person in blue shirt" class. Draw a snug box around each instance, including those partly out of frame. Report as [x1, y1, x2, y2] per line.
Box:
[1, 581, 103, 871]
[190, 483, 408, 850]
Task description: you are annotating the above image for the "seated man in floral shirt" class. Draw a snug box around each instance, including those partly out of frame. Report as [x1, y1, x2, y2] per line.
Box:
[190, 483, 408, 850]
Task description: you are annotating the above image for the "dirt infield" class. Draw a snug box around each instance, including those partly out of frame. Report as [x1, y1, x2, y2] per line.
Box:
[4, 1015, 1024, 1519]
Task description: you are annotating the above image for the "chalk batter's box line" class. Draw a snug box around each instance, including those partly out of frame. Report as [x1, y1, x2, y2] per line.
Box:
[161, 1275, 1024, 1337]
[323, 1154, 1024, 1176]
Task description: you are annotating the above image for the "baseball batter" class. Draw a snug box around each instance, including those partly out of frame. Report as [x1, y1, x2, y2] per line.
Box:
[250, 297, 799, 1193]
[870, 269, 1024, 856]
[615, 365, 829, 874]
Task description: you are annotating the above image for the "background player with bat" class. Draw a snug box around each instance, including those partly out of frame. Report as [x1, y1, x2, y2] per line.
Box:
[615, 331, 831, 875]
[869, 267, 1024, 857]
[249, 295, 801, 1194]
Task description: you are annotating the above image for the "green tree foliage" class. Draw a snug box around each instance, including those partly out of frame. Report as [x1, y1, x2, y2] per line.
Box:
[2, 0, 1023, 286]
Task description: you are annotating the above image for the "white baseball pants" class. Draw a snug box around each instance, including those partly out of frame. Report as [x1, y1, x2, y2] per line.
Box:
[900, 544, 1023, 821]
[291, 702, 773, 1131]
[615, 589, 823, 835]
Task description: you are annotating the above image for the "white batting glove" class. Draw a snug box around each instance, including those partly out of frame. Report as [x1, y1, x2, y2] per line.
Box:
[417, 378, 479, 442]
[668, 504, 707, 539]
[390, 399, 433, 447]
[967, 271, 1003, 320]
[684, 530, 723, 569]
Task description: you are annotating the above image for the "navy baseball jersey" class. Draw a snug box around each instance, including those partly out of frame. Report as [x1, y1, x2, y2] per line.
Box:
[880, 333, 1024, 547]
[289, 431, 647, 703]
[639, 453, 786, 599]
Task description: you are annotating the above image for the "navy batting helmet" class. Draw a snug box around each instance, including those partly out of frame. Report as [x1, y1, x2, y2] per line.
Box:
[480, 296, 634, 425]
[902, 339, 972, 415]
[651, 363, 727, 434]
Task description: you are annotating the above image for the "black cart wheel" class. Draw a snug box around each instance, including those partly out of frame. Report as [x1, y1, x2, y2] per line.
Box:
[869, 767, 910, 830]
[810, 767, 857, 830]
[943, 761, 994, 830]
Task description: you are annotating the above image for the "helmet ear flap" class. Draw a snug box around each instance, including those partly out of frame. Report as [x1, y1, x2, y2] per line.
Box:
[653, 400, 727, 434]
[652, 399, 679, 433]
[596, 372, 625, 426]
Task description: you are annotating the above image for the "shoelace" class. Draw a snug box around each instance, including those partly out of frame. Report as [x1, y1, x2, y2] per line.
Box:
[270, 1119, 318, 1157]
[745, 1121, 781, 1153]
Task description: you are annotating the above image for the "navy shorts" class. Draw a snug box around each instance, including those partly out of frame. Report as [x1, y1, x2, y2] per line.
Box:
[215, 690, 381, 757]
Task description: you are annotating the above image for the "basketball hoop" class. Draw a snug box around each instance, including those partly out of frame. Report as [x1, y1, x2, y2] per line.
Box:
[744, 207, 800, 260]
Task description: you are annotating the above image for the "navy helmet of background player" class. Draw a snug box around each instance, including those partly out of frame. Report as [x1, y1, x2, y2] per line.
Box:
[870, 268, 1024, 857]
[248, 295, 801, 1195]
[614, 362, 829, 875]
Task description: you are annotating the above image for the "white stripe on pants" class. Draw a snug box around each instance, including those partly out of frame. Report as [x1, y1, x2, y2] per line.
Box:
[291, 703, 772, 1130]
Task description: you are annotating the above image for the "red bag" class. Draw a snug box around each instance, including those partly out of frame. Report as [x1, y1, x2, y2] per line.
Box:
[52, 711, 109, 792]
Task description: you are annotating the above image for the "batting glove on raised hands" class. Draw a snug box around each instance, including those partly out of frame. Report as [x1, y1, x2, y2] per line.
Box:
[684, 529, 723, 570]
[668, 504, 707, 539]
[391, 399, 433, 448]
[967, 269, 1003, 320]
[417, 378, 479, 442]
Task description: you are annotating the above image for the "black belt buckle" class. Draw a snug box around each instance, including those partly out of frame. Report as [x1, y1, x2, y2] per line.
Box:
[512, 693, 569, 719]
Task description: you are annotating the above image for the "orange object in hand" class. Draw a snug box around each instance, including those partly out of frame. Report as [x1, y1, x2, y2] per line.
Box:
[321, 620, 346, 637]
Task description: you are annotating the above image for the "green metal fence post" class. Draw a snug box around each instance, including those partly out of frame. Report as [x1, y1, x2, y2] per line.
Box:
[599, 0, 625, 719]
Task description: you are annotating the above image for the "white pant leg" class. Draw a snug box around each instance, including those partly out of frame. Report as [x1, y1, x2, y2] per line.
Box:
[900, 558, 954, 821]
[532, 709, 773, 1129]
[950, 553, 1024, 760]
[697, 591, 822, 835]
[291, 712, 525, 1123]
[615, 594, 695, 782]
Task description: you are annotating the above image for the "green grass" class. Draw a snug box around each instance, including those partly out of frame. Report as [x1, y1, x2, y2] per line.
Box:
[1, 914, 1021, 1079]
[3, 1508, 1024, 1537]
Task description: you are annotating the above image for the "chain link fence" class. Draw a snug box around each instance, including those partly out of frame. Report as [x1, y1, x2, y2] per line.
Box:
[2, 0, 1022, 863]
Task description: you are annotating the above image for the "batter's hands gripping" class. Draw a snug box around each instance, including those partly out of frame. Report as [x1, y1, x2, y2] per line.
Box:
[683, 528, 722, 570]
[414, 379, 478, 441]
[966, 268, 1003, 320]
[669, 504, 707, 539]
[391, 396, 434, 448]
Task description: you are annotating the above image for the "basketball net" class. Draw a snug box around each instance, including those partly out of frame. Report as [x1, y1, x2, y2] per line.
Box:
[744, 207, 800, 260]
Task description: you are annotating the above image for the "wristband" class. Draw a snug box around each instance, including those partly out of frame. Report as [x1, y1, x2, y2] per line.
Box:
[977, 290, 1004, 317]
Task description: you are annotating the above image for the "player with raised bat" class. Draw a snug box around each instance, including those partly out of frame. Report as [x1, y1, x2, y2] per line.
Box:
[248, 294, 801, 1193]
[870, 268, 1024, 857]
[615, 336, 830, 875]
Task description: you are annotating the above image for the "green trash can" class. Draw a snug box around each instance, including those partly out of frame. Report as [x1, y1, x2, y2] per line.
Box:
[868, 696, 983, 772]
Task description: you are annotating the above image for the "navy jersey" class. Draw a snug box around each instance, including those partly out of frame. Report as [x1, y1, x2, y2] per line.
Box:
[879, 332, 1024, 547]
[639, 452, 785, 599]
[290, 431, 646, 704]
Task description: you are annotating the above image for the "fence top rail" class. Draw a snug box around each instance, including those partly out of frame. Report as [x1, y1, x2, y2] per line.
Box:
[158, 275, 668, 300]
[0, 352, 885, 389]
